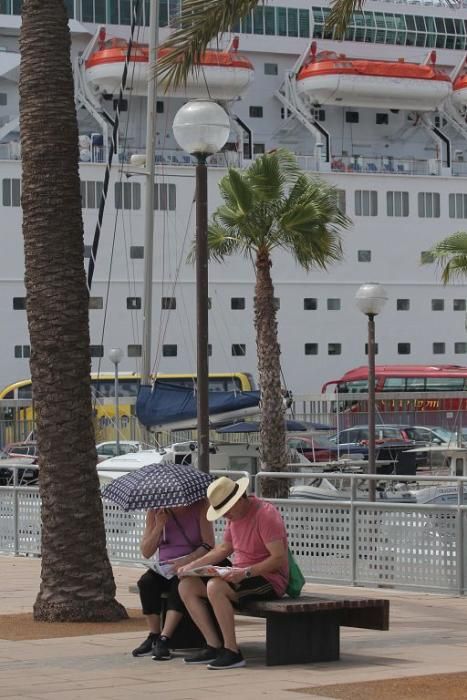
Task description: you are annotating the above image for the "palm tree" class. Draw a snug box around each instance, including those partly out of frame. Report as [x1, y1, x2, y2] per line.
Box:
[204, 150, 350, 497]
[157, 0, 358, 86]
[20, 0, 126, 621]
[424, 233, 467, 283]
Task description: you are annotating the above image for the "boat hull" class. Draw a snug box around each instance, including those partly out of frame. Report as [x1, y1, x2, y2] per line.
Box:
[85, 61, 254, 100]
[296, 73, 451, 111]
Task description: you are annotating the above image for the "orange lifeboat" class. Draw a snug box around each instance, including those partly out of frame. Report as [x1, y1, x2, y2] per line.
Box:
[453, 73, 467, 107]
[85, 35, 254, 101]
[296, 44, 451, 112]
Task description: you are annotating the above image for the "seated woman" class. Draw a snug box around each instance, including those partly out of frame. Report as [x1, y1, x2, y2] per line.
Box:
[132, 499, 214, 660]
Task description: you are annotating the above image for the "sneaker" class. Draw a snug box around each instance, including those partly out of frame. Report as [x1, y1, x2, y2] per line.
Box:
[184, 645, 220, 664]
[208, 648, 245, 670]
[132, 632, 159, 657]
[152, 635, 172, 661]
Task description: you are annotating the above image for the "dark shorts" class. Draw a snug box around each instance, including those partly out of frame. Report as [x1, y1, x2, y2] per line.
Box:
[232, 575, 279, 603]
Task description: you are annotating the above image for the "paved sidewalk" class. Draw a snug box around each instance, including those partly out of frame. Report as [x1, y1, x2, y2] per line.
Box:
[1, 555, 467, 699]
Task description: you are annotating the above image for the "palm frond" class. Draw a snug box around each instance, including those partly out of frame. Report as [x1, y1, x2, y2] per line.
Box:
[424, 231, 467, 284]
[326, 0, 364, 40]
[245, 149, 299, 202]
[222, 168, 254, 215]
[156, 0, 260, 88]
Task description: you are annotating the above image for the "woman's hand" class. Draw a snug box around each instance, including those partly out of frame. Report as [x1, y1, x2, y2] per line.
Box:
[167, 555, 192, 573]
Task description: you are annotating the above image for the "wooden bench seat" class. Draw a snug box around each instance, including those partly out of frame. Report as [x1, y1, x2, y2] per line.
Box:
[129, 584, 389, 666]
[236, 594, 389, 666]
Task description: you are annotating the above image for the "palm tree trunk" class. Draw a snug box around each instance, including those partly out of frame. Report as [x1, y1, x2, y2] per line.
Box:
[20, 0, 127, 621]
[254, 248, 289, 499]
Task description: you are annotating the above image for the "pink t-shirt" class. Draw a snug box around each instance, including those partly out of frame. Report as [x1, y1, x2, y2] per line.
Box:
[223, 495, 289, 596]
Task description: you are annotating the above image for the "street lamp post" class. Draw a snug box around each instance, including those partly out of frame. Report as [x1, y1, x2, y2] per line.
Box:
[355, 283, 388, 501]
[173, 100, 230, 473]
[109, 347, 124, 456]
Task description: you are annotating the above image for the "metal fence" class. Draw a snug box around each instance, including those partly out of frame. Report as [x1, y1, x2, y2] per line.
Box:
[2, 468, 467, 595]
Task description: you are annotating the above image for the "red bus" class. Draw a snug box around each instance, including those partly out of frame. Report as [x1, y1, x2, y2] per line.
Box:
[322, 364, 467, 412]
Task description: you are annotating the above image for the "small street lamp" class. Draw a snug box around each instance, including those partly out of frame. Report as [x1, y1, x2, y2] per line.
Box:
[173, 100, 230, 473]
[356, 283, 388, 501]
[108, 347, 124, 456]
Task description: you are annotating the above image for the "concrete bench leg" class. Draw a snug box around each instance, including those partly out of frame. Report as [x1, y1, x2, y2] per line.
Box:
[265, 612, 340, 666]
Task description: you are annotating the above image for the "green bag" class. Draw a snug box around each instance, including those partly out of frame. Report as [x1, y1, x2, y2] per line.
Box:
[286, 547, 305, 598]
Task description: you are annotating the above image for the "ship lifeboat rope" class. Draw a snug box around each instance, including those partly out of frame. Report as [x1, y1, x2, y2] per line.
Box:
[295, 42, 452, 112]
[85, 33, 254, 101]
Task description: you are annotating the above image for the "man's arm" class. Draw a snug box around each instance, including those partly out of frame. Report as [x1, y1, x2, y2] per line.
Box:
[177, 540, 233, 575]
[223, 539, 286, 583]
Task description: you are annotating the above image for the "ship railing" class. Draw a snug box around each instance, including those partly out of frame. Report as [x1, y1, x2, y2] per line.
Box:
[452, 161, 467, 176]
[80, 146, 242, 167]
[330, 154, 439, 176]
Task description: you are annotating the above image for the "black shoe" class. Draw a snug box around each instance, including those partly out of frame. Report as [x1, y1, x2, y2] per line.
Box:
[184, 645, 220, 664]
[208, 648, 245, 670]
[152, 635, 172, 661]
[132, 632, 159, 657]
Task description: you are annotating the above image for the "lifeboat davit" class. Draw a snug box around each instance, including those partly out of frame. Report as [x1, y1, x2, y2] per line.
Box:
[85, 35, 254, 101]
[452, 74, 467, 107]
[296, 44, 451, 112]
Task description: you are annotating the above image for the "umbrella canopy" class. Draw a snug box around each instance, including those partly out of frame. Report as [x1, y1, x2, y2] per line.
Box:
[101, 462, 215, 511]
[217, 420, 309, 434]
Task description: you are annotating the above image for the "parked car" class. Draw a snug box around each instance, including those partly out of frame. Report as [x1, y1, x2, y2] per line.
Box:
[96, 440, 146, 462]
[328, 425, 413, 449]
[287, 434, 368, 462]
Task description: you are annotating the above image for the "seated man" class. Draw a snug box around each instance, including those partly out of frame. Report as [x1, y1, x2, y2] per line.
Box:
[178, 475, 289, 670]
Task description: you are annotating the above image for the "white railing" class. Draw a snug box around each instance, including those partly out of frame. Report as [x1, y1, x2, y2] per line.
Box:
[2, 467, 467, 594]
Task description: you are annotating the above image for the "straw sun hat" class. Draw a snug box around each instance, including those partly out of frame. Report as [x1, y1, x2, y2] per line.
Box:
[206, 475, 250, 521]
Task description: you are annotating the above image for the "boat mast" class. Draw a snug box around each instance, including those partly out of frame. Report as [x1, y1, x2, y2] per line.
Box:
[141, 0, 159, 444]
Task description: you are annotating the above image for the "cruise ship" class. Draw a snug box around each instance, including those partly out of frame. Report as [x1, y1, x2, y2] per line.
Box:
[2, 0, 467, 394]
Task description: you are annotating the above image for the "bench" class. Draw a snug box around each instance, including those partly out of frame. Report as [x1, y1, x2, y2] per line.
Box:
[129, 585, 389, 666]
[237, 594, 389, 666]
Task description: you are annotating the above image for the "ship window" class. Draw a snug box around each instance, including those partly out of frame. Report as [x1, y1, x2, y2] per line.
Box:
[153, 183, 176, 210]
[299, 9, 310, 37]
[418, 192, 440, 218]
[449, 193, 467, 218]
[328, 343, 342, 356]
[81, 181, 104, 209]
[264, 63, 278, 76]
[335, 189, 346, 213]
[397, 343, 411, 355]
[254, 143, 265, 155]
[2, 178, 20, 207]
[327, 298, 341, 311]
[345, 111, 359, 123]
[162, 297, 176, 310]
[431, 299, 444, 311]
[287, 8, 298, 36]
[265, 6, 275, 34]
[156, 101, 164, 113]
[12, 297, 26, 310]
[454, 299, 466, 311]
[280, 107, 292, 119]
[130, 246, 144, 259]
[397, 299, 410, 311]
[128, 344, 142, 357]
[115, 182, 141, 210]
[304, 298, 318, 310]
[433, 342, 445, 355]
[455, 342, 467, 354]
[84, 245, 91, 258]
[355, 190, 378, 217]
[89, 297, 103, 310]
[231, 297, 246, 310]
[376, 113, 388, 125]
[305, 343, 318, 355]
[249, 106, 263, 118]
[241, 12, 252, 34]
[387, 191, 409, 217]
[358, 250, 371, 263]
[14, 345, 30, 359]
[127, 297, 141, 310]
[232, 344, 246, 356]
[253, 7, 264, 34]
[365, 342, 379, 355]
[312, 108, 326, 122]
[90, 345, 104, 358]
[163, 344, 178, 357]
[0, 93, 6, 106]
[64, 0, 74, 17]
